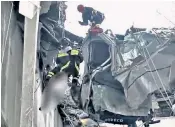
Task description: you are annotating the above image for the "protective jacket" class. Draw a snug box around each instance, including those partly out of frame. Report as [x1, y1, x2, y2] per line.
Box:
[79, 7, 105, 26]
[46, 49, 83, 80]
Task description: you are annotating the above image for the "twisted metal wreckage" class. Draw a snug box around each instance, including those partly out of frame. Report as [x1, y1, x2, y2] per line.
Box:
[15, 1, 175, 127]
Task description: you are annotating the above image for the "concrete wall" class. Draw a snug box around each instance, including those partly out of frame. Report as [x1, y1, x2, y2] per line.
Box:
[1, 1, 23, 127]
[1, 2, 63, 127]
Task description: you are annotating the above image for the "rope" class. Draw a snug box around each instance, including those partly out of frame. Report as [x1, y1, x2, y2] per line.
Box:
[136, 29, 173, 108]
[156, 10, 175, 26]
[144, 47, 173, 106]
[141, 29, 174, 107]
[1, 2, 13, 64]
[130, 29, 173, 110]
[142, 48, 173, 109]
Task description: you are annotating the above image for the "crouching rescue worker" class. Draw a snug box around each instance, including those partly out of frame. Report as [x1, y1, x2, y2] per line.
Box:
[45, 46, 83, 84]
[77, 4, 105, 27]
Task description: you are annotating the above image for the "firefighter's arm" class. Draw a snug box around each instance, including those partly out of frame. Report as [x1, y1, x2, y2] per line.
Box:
[79, 15, 88, 26]
[82, 15, 89, 25]
[46, 66, 60, 79]
[51, 66, 61, 74]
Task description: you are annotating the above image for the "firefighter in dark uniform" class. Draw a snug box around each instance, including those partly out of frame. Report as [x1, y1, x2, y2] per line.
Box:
[77, 4, 105, 27]
[45, 46, 83, 83]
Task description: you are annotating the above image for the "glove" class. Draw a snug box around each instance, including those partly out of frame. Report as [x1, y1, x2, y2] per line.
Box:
[78, 21, 83, 25]
[78, 21, 87, 26]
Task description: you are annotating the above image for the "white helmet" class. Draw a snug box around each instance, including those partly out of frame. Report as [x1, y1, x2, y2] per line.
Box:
[64, 46, 72, 52]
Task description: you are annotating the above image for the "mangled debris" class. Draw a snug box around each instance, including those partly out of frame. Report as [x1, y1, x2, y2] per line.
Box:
[32, 1, 175, 126]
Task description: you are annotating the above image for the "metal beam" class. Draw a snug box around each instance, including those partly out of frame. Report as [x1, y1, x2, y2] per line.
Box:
[20, 2, 40, 127]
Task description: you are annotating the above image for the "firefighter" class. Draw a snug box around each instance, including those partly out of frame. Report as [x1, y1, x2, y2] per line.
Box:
[45, 46, 83, 83]
[77, 4, 105, 26]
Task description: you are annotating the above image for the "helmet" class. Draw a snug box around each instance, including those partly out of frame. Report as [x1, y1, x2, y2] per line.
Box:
[64, 46, 72, 52]
[77, 4, 84, 12]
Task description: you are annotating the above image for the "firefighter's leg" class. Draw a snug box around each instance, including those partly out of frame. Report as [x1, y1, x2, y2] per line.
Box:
[93, 14, 104, 26]
[91, 20, 100, 28]
[74, 62, 80, 77]
[71, 63, 80, 85]
[73, 68, 79, 78]
[60, 65, 70, 75]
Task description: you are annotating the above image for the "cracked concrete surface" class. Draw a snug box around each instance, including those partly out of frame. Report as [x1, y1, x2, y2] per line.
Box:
[1, 1, 62, 127]
[1, 1, 23, 127]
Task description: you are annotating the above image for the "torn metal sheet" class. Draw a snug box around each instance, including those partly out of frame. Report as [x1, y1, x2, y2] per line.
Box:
[81, 30, 175, 116]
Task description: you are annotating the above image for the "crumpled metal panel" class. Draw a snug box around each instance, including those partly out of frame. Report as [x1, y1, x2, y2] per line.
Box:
[81, 31, 175, 116]
[115, 42, 175, 108]
[81, 33, 151, 116]
[115, 31, 175, 109]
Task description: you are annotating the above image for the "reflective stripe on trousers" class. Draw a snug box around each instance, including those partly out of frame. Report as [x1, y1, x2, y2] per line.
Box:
[47, 72, 55, 77]
[75, 62, 79, 72]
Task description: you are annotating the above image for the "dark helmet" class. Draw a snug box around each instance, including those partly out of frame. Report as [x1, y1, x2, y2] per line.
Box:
[77, 4, 84, 12]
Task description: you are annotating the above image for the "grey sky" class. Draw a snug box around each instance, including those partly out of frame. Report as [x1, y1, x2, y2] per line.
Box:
[65, 0, 175, 37]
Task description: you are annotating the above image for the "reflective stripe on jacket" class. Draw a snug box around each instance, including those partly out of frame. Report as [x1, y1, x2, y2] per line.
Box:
[60, 61, 71, 72]
[71, 49, 79, 56]
[56, 52, 69, 65]
[57, 52, 69, 57]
